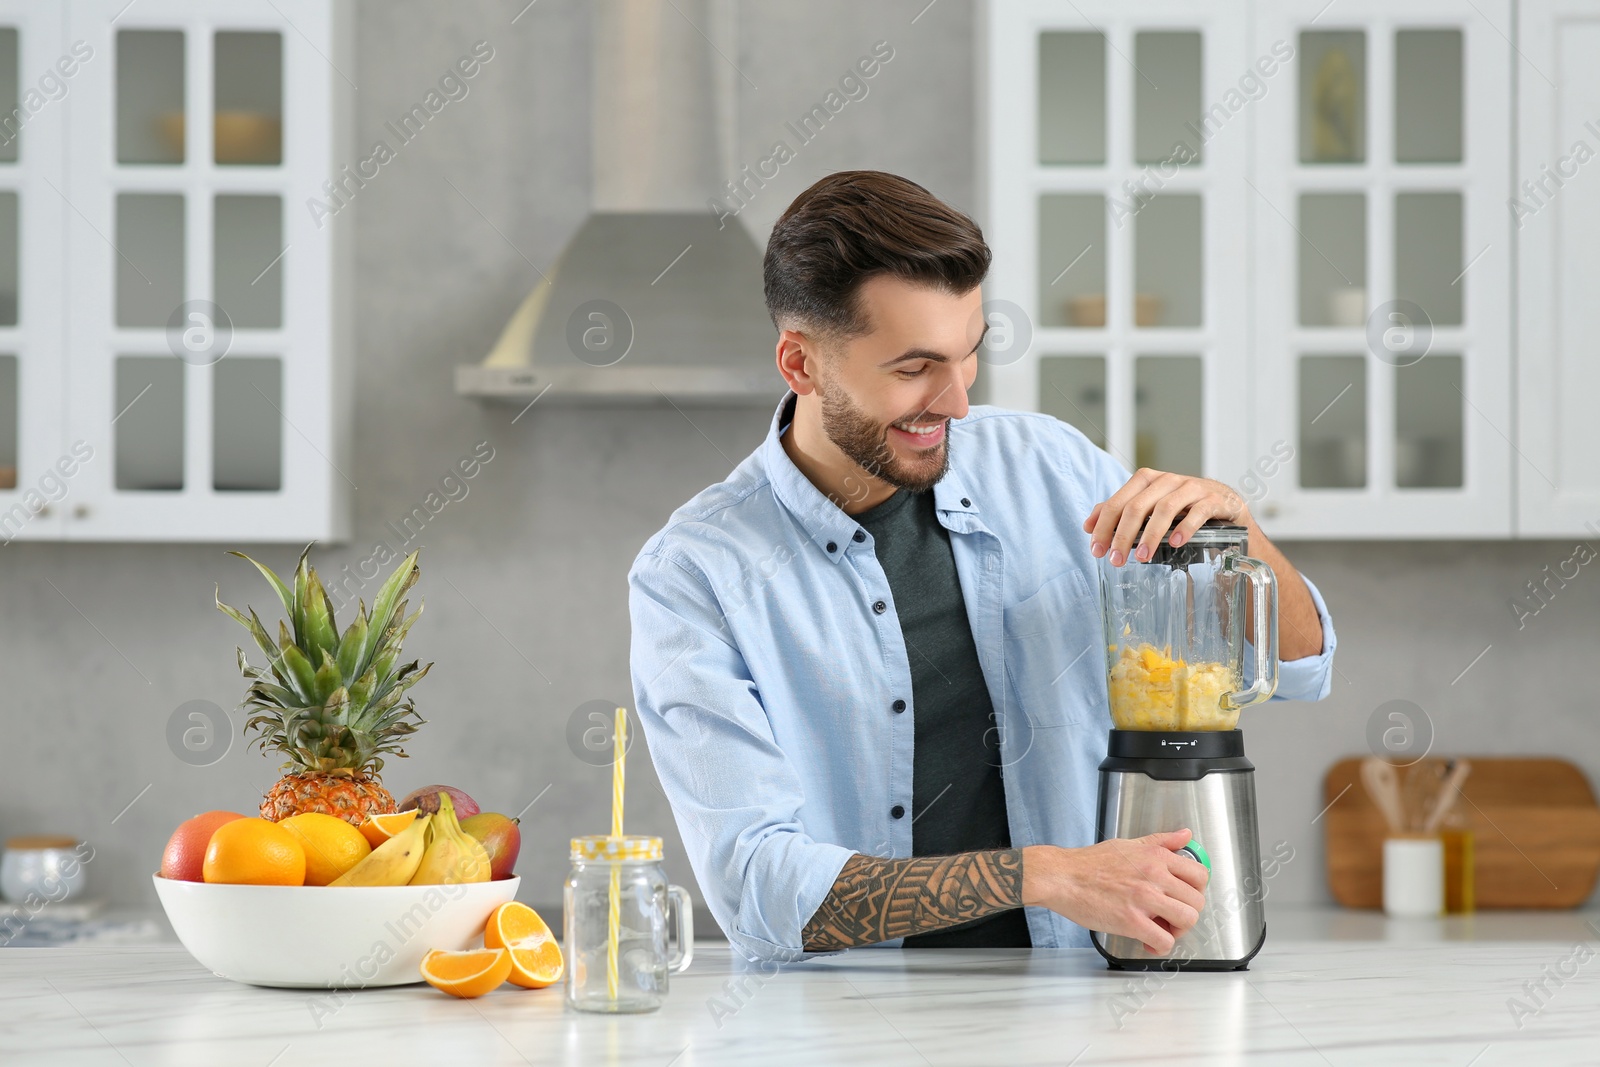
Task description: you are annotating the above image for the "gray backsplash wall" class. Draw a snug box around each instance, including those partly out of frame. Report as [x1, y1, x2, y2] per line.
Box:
[3, 0, 1596, 923]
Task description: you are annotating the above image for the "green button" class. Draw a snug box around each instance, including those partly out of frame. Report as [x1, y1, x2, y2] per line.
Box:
[1181, 840, 1212, 872]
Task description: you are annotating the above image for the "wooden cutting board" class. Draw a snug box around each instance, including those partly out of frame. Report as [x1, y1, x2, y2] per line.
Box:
[1323, 757, 1600, 909]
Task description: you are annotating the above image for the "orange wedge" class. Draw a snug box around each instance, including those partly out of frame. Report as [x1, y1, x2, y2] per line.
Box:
[483, 902, 565, 988]
[359, 809, 419, 848]
[419, 948, 513, 998]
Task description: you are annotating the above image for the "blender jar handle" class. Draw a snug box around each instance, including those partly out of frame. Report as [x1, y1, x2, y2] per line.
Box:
[666, 884, 694, 974]
[1225, 554, 1278, 708]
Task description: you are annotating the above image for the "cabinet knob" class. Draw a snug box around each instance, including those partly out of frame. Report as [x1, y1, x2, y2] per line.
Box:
[1261, 503, 1281, 519]
[73, 504, 90, 520]
[37, 505, 51, 517]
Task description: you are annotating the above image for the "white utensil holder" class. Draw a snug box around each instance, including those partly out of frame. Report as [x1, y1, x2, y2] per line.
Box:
[1383, 835, 1444, 917]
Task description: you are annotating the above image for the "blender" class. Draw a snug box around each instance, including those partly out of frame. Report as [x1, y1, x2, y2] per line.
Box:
[1091, 521, 1278, 971]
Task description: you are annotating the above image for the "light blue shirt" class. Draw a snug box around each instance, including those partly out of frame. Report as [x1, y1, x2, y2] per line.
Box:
[628, 393, 1337, 963]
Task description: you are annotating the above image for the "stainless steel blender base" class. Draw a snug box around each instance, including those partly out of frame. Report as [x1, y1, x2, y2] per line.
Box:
[1094, 923, 1266, 972]
[1092, 747, 1267, 970]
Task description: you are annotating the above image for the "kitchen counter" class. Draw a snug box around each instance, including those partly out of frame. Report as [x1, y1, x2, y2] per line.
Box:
[6, 908, 1600, 1066]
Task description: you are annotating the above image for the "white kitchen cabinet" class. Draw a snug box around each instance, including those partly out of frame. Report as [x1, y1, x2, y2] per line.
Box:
[983, 0, 1253, 485]
[1515, 0, 1600, 537]
[1, 0, 351, 544]
[1250, 0, 1512, 538]
[0, 1, 69, 543]
[982, 0, 1517, 539]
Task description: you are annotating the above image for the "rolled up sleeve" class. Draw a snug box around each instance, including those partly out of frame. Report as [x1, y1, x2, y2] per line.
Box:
[628, 550, 855, 964]
[1257, 574, 1338, 703]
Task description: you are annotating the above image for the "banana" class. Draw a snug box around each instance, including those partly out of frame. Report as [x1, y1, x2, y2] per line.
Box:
[330, 814, 431, 887]
[409, 793, 492, 886]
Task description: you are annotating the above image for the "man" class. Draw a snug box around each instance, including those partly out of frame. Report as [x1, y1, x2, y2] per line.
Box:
[628, 171, 1336, 961]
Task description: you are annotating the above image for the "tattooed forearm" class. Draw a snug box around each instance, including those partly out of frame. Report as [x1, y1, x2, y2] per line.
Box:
[801, 849, 1024, 951]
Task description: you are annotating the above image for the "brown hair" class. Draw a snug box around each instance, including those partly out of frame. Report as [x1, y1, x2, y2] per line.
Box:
[763, 170, 991, 340]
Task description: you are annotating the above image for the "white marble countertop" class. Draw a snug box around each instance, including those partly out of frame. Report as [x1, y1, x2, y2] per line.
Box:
[4, 909, 1599, 1066]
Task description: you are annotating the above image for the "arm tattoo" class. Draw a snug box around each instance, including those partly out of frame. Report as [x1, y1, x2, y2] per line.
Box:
[801, 849, 1025, 951]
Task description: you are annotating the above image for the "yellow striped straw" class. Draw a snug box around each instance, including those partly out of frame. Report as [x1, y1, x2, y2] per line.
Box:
[606, 706, 627, 1002]
[612, 707, 626, 839]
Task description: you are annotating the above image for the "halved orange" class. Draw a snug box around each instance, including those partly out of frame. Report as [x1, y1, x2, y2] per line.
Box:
[483, 901, 564, 988]
[419, 948, 513, 998]
[359, 809, 419, 849]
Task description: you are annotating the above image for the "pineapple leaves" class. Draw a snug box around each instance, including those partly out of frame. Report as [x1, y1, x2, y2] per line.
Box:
[313, 648, 343, 702]
[215, 588, 278, 662]
[223, 543, 432, 779]
[244, 679, 300, 709]
[371, 648, 399, 687]
[279, 642, 319, 704]
[335, 611, 368, 685]
[360, 551, 420, 671]
[323, 684, 351, 722]
[302, 570, 339, 666]
[225, 551, 294, 622]
[388, 602, 425, 650]
[348, 666, 377, 708]
[292, 544, 314, 649]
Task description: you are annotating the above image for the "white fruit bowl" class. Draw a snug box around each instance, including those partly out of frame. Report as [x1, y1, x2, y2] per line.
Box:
[153, 874, 521, 988]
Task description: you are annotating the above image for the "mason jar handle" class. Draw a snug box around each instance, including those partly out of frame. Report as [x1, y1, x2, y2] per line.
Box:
[1224, 553, 1278, 708]
[666, 884, 694, 974]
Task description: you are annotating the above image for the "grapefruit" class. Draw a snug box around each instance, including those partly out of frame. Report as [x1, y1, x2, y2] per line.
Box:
[159, 811, 246, 882]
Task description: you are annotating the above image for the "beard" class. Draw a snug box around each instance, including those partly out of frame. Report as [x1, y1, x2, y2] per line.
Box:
[818, 377, 951, 494]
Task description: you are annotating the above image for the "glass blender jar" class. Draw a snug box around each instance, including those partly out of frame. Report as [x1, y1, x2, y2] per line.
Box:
[1099, 521, 1279, 730]
[1091, 520, 1280, 970]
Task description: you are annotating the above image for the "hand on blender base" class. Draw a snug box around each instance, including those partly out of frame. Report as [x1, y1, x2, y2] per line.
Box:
[1022, 829, 1209, 955]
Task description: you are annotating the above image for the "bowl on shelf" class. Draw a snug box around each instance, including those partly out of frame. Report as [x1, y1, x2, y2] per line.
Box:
[1065, 293, 1164, 328]
[152, 874, 520, 988]
[1327, 287, 1368, 327]
[158, 111, 282, 164]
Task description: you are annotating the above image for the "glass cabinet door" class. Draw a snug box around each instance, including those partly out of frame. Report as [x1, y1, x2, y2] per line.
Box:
[1252, 1, 1511, 536]
[65, 0, 345, 542]
[987, 2, 1250, 484]
[0, 4, 68, 542]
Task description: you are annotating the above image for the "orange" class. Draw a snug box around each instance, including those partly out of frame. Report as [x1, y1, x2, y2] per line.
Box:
[420, 948, 513, 998]
[359, 809, 419, 849]
[160, 811, 246, 882]
[483, 902, 564, 988]
[202, 817, 306, 886]
[278, 812, 371, 886]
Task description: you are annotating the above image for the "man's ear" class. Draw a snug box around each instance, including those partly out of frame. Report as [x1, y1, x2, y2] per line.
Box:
[776, 329, 822, 396]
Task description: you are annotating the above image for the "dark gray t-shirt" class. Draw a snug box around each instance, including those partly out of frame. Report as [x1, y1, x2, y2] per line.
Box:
[854, 487, 1031, 949]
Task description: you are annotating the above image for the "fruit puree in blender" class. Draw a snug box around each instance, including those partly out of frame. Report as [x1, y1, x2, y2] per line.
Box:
[1107, 644, 1238, 731]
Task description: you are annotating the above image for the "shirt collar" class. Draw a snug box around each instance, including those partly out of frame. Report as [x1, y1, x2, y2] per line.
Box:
[760, 391, 983, 563]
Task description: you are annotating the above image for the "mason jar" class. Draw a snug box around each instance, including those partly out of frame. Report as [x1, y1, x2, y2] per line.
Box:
[564, 835, 692, 1013]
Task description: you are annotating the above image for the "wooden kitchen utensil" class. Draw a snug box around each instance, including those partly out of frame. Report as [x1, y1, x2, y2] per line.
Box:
[1422, 759, 1471, 835]
[1323, 757, 1600, 909]
[1400, 757, 1446, 833]
[1360, 757, 1405, 834]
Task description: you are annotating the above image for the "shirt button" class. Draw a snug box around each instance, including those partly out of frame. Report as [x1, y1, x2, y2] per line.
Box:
[892, 699, 906, 713]
[872, 600, 887, 614]
[891, 804, 906, 819]
[826, 541, 837, 553]
[853, 530, 866, 543]
[961, 497, 972, 507]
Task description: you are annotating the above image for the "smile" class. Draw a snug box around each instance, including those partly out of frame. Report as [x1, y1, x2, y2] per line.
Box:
[890, 420, 947, 447]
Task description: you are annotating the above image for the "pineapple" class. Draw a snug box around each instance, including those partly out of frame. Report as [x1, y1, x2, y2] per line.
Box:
[217, 545, 432, 826]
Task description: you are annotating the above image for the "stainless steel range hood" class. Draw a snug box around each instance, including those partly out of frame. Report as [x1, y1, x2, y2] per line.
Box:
[456, 0, 781, 405]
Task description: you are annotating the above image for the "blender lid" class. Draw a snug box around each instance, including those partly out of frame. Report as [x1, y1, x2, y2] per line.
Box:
[1133, 518, 1247, 545]
[1129, 518, 1247, 567]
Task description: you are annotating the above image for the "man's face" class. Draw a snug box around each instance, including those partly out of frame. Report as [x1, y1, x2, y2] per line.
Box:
[812, 276, 984, 494]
